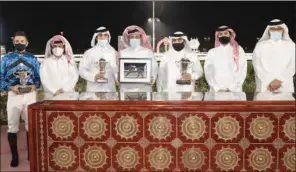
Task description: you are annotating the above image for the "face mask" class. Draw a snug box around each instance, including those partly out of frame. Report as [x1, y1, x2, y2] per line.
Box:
[97, 39, 108, 47]
[172, 43, 185, 52]
[52, 47, 64, 57]
[130, 39, 141, 48]
[219, 36, 231, 44]
[270, 31, 282, 41]
[14, 44, 26, 52]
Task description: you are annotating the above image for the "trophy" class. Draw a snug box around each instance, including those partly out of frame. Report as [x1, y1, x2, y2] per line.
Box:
[13, 68, 32, 94]
[96, 58, 109, 83]
[175, 58, 194, 85]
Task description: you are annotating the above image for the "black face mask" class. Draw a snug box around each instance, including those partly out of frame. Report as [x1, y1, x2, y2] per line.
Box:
[172, 43, 185, 52]
[219, 36, 231, 45]
[14, 44, 26, 52]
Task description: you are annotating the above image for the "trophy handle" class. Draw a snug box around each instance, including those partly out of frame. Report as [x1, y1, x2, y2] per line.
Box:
[13, 71, 19, 77]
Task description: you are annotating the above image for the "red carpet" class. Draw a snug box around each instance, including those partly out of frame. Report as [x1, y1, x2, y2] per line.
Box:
[1, 123, 29, 171]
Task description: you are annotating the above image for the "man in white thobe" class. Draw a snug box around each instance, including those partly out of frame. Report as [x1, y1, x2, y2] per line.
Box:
[79, 26, 118, 92]
[118, 25, 158, 92]
[252, 19, 295, 93]
[40, 34, 79, 100]
[204, 26, 247, 93]
[157, 31, 203, 92]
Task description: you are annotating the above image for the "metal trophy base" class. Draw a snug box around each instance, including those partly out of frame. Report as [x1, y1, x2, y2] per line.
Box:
[96, 78, 108, 83]
[176, 79, 191, 85]
[18, 87, 32, 94]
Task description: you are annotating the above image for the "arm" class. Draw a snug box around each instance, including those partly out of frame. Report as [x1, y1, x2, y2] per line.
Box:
[150, 51, 158, 82]
[33, 57, 41, 89]
[252, 45, 275, 88]
[157, 56, 167, 92]
[204, 51, 220, 92]
[191, 54, 203, 80]
[78, 50, 96, 82]
[62, 63, 79, 92]
[276, 45, 295, 82]
[40, 61, 60, 94]
[0, 57, 8, 91]
[229, 48, 247, 92]
[112, 51, 119, 81]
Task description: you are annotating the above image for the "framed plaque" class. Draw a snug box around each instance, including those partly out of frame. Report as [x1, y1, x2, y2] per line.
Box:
[119, 58, 152, 83]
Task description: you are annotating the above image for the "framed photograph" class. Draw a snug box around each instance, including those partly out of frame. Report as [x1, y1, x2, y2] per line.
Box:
[119, 58, 152, 83]
[120, 92, 152, 101]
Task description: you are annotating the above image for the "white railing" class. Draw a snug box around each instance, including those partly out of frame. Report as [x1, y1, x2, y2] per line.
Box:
[1, 53, 254, 63]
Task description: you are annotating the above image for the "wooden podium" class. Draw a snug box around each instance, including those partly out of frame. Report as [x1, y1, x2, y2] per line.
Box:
[28, 99, 295, 172]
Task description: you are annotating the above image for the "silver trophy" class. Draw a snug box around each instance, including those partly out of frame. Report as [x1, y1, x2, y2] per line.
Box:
[96, 58, 109, 83]
[175, 58, 193, 85]
[13, 67, 32, 93]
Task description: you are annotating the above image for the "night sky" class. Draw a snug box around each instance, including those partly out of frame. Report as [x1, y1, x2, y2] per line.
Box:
[1, 1, 295, 53]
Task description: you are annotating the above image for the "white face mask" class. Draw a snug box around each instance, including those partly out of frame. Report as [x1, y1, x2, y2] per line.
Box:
[52, 47, 64, 57]
[97, 39, 109, 47]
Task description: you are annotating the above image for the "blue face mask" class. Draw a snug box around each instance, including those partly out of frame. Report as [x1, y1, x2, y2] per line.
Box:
[270, 31, 283, 41]
[130, 39, 141, 48]
[97, 39, 108, 47]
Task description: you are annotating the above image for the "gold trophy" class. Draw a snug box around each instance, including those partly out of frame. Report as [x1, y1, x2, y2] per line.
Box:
[96, 58, 109, 83]
[175, 58, 193, 85]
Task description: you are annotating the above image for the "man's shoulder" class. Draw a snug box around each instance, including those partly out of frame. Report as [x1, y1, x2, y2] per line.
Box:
[185, 52, 197, 59]
[282, 40, 295, 47]
[140, 46, 153, 53]
[24, 52, 38, 59]
[207, 47, 218, 54]
[1, 52, 13, 59]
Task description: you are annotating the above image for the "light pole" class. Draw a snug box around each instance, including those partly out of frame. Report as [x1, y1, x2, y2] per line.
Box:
[147, 1, 160, 51]
[152, 1, 155, 51]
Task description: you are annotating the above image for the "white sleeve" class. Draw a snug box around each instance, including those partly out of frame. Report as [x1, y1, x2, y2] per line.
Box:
[157, 56, 167, 92]
[277, 45, 295, 82]
[204, 51, 220, 92]
[229, 48, 247, 92]
[252, 44, 275, 87]
[62, 63, 79, 92]
[40, 61, 59, 94]
[150, 51, 158, 80]
[78, 50, 96, 82]
[191, 54, 203, 80]
[112, 51, 119, 81]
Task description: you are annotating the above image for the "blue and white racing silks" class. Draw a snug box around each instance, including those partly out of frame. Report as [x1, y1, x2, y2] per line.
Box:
[0, 52, 41, 91]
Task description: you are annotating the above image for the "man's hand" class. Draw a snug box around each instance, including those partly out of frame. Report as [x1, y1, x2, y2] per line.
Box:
[10, 85, 20, 94]
[182, 74, 192, 80]
[0, 92, 7, 97]
[268, 79, 282, 92]
[150, 77, 156, 85]
[95, 73, 105, 80]
[54, 88, 64, 96]
[30, 85, 36, 91]
[115, 80, 120, 86]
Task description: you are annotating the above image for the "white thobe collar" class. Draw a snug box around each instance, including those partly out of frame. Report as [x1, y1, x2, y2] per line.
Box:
[219, 43, 231, 49]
